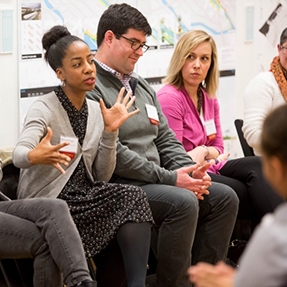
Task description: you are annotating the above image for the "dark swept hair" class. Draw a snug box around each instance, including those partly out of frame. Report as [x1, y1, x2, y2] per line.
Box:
[97, 3, 152, 48]
[42, 25, 86, 71]
[280, 27, 287, 45]
[261, 104, 287, 164]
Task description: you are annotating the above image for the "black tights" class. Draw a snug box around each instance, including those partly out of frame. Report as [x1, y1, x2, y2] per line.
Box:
[117, 222, 151, 287]
[210, 156, 284, 226]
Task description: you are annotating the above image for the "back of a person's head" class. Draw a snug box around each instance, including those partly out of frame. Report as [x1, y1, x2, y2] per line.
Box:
[42, 25, 84, 72]
[280, 27, 287, 45]
[261, 103, 287, 163]
[96, 3, 151, 48]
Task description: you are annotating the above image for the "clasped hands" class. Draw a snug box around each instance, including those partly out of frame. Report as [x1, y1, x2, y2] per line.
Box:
[176, 163, 212, 200]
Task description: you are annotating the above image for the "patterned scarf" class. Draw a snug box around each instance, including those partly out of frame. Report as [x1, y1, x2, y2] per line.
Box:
[270, 56, 287, 101]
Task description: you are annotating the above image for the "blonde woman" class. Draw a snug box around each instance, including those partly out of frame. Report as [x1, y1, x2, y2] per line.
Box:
[157, 29, 284, 226]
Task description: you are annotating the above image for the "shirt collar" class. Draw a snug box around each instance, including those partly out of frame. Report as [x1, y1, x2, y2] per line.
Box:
[94, 59, 133, 82]
[95, 59, 137, 92]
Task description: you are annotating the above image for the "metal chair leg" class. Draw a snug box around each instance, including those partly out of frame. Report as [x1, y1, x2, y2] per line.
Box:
[87, 257, 97, 281]
[0, 261, 12, 287]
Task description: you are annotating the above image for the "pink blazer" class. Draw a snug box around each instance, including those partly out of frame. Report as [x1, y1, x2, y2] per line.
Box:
[157, 84, 226, 174]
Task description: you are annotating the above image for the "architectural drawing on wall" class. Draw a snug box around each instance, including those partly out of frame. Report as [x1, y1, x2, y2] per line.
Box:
[18, 0, 237, 154]
[18, 0, 236, 90]
[136, 0, 236, 78]
[254, 0, 287, 73]
[259, 2, 287, 47]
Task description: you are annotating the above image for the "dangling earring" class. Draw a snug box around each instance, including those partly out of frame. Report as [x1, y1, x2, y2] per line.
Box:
[61, 80, 66, 87]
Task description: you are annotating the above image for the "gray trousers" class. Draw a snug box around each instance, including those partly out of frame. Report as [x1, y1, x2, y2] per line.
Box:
[115, 180, 239, 287]
[0, 198, 92, 287]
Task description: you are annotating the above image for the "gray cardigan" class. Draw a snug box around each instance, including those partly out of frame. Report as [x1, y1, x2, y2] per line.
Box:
[13, 91, 118, 199]
[87, 63, 196, 186]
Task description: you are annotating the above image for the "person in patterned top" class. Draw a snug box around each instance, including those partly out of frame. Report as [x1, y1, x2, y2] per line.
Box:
[13, 25, 154, 287]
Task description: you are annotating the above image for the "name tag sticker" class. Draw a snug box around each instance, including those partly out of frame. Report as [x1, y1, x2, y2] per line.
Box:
[59, 136, 78, 159]
[145, 103, 159, 125]
[204, 119, 216, 140]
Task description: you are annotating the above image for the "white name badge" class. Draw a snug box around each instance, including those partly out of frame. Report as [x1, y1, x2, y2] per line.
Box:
[204, 119, 216, 139]
[145, 103, 159, 125]
[59, 136, 78, 159]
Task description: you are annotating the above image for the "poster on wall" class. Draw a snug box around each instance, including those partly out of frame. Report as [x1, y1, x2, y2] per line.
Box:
[20, 2, 42, 60]
[254, 0, 287, 73]
[137, 0, 236, 79]
[18, 0, 237, 156]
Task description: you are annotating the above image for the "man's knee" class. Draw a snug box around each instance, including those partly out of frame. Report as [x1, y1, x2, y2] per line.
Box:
[209, 182, 239, 211]
[175, 188, 199, 212]
[143, 185, 199, 219]
[162, 187, 199, 218]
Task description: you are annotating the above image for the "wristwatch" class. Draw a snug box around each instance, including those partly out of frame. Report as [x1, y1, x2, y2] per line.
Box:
[201, 145, 210, 158]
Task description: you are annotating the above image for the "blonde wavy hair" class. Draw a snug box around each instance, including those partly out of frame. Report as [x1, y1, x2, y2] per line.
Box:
[163, 30, 219, 97]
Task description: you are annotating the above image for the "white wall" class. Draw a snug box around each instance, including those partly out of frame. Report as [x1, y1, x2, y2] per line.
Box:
[235, 0, 255, 119]
[0, 0, 19, 147]
[0, 0, 280, 149]
[235, 0, 280, 119]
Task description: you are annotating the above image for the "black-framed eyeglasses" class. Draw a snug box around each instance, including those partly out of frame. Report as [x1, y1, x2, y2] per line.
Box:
[280, 45, 287, 54]
[115, 34, 150, 53]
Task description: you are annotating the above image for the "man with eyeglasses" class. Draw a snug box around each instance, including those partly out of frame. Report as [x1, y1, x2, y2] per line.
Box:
[243, 27, 287, 156]
[87, 3, 238, 287]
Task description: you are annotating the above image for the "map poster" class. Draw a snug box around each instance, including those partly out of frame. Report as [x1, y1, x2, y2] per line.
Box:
[137, 0, 236, 79]
[18, 0, 236, 90]
[18, 0, 238, 157]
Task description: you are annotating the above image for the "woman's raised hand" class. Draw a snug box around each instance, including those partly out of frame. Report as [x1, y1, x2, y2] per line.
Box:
[100, 87, 139, 132]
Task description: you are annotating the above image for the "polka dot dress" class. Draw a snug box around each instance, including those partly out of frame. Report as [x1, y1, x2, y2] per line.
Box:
[55, 87, 153, 257]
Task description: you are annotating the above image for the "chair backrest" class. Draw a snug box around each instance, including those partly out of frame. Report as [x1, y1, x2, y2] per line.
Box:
[0, 162, 20, 201]
[234, 119, 255, 157]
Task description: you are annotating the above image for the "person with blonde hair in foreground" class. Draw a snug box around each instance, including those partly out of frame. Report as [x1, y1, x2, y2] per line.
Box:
[157, 29, 284, 228]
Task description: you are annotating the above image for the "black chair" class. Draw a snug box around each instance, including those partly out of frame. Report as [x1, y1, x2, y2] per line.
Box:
[234, 119, 255, 157]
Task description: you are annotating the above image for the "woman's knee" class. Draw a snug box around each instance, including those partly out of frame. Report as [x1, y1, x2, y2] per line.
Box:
[37, 198, 70, 216]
